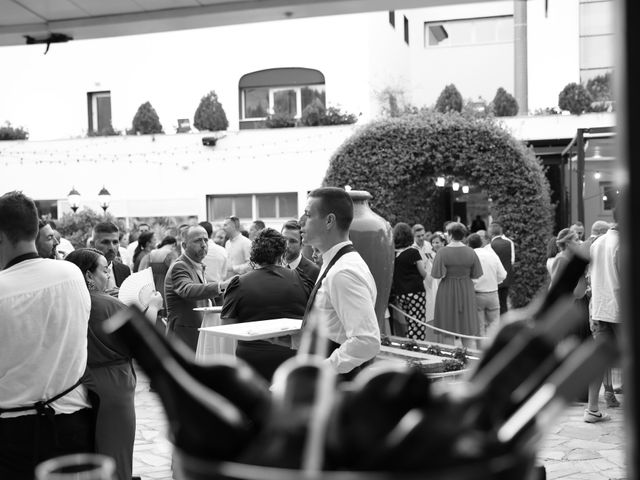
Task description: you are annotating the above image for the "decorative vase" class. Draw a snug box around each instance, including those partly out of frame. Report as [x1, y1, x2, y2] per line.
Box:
[347, 190, 394, 334]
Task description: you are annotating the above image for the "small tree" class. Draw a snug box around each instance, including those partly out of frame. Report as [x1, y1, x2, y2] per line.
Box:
[0, 122, 28, 140]
[558, 83, 592, 115]
[131, 101, 163, 134]
[586, 72, 612, 102]
[193, 90, 229, 132]
[491, 87, 519, 116]
[300, 98, 326, 126]
[435, 84, 463, 113]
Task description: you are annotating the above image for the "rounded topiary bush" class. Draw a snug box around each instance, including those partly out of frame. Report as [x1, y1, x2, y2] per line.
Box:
[558, 83, 592, 115]
[323, 112, 554, 307]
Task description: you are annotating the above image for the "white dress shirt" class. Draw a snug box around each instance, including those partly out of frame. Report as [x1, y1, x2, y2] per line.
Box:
[225, 234, 252, 278]
[0, 258, 92, 416]
[203, 239, 228, 283]
[590, 228, 620, 323]
[473, 246, 507, 293]
[282, 253, 302, 270]
[306, 241, 380, 374]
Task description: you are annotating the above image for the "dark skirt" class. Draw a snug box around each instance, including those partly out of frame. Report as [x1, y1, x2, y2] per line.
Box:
[236, 340, 296, 382]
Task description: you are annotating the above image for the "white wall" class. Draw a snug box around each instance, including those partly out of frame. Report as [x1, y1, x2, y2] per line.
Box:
[0, 14, 375, 141]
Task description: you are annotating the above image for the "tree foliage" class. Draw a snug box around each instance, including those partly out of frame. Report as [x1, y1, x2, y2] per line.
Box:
[57, 208, 126, 250]
[131, 101, 163, 134]
[435, 84, 463, 113]
[558, 83, 592, 115]
[491, 87, 519, 116]
[586, 72, 613, 102]
[323, 112, 554, 308]
[193, 90, 229, 132]
[0, 122, 28, 140]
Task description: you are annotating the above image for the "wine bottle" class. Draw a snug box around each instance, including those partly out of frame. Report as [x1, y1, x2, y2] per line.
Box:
[103, 306, 271, 460]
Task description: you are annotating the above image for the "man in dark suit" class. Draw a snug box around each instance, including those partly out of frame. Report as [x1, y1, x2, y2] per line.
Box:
[281, 219, 320, 283]
[165, 225, 228, 353]
[489, 222, 515, 314]
[91, 221, 131, 294]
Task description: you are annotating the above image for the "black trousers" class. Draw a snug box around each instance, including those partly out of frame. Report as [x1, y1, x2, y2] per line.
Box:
[498, 286, 510, 314]
[0, 408, 94, 480]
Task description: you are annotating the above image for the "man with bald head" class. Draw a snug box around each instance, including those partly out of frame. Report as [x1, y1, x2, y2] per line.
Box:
[164, 225, 231, 353]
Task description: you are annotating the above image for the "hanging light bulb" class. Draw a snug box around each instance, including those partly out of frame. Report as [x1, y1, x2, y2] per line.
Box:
[594, 171, 601, 180]
[435, 176, 446, 188]
[603, 194, 608, 202]
[452, 181, 460, 192]
[345, 185, 352, 192]
[462, 185, 470, 194]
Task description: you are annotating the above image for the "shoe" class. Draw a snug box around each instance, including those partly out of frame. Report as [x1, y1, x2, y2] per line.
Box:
[605, 391, 620, 408]
[584, 409, 611, 423]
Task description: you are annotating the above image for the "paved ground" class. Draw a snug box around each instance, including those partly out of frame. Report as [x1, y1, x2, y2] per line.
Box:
[132, 367, 627, 480]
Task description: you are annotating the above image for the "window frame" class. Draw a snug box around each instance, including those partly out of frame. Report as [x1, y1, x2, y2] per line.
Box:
[207, 192, 298, 221]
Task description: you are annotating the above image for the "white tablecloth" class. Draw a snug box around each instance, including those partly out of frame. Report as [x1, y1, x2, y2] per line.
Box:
[195, 310, 236, 363]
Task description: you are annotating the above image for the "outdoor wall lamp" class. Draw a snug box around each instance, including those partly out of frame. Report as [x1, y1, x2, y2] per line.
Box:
[67, 187, 81, 213]
[452, 181, 460, 192]
[98, 186, 112, 213]
[435, 176, 446, 188]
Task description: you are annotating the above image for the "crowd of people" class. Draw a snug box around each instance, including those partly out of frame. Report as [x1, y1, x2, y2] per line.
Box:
[0, 187, 622, 479]
[0, 188, 381, 479]
[390, 219, 514, 349]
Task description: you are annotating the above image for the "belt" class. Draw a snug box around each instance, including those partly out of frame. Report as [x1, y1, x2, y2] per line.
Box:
[0, 377, 83, 418]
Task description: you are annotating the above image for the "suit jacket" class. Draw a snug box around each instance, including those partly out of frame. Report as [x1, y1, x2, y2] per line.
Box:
[491, 236, 514, 287]
[297, 255, 320, 284]
[112, 260, 131, 287]
[164, 254, 219, 336]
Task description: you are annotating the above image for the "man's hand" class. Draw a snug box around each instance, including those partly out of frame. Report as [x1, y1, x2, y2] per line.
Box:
[219, 276, 238, 294]
[148, 291, 163, 309]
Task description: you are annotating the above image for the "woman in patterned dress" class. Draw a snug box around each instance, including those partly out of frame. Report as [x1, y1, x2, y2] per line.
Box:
[391, 222, 428, 340]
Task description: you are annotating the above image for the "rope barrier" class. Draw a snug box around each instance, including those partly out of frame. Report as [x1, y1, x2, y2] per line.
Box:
[388, 303, 487, 341]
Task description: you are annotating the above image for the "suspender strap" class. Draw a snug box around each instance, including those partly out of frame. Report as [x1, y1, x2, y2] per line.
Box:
[0, 377, 83, 416]
[300, 244, 356, 330]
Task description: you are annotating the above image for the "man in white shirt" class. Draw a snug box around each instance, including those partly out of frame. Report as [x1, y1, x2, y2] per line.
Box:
[298, 187, 380, 377]
[0, 191, 94, 479]
[584, 208, 621, 423]
[199, 221, 228, 285]
[468, 233, 507, 338]
[223, 215, 252, 278]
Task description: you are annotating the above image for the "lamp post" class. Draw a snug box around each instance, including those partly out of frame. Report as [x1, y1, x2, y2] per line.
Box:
[67, 187, 81, 213]
[98, 186, 111, 214]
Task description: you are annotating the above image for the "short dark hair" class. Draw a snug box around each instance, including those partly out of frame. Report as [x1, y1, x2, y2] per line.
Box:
[446, 221, 467, 241]
[489, 222, 503, 237]
[0, 191, 39, 244]
[47, 220, 57, 230]
[93, 221, 119, 236]
[65, 248, 105, 279]
[252, 220, 266, 230]
[393, 222, 414, 249]
[308, 187, 353, 231]
[250, 228, 286, 265]
[226, 216, 240, 230]
[412, 224, 425, 235]
[467, 233, 483, 249]
[282, 219, 301, 233]
[158, 235, 177, 248]
[199, 221, 213, 238]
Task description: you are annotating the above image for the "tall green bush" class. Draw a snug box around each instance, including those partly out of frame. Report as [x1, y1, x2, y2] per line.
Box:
[435, 84, 463, 113]
[193, 91, 229, 131]
[323, 112, 554, 308]
[131, 101, 163, 134]
[558, 83, 592, 115]
[491, 87, 519, 116]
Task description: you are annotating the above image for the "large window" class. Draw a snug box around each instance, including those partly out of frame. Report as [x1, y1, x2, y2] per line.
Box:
[424, 16, 513, 48]
[579, 0, 614, 82]
[207, 192, 298, 221]
[239, 68, 326, 125]
[87, 90, 112, 134]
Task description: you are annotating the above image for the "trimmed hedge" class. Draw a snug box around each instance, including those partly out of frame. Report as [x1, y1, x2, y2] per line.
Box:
[323, 112, 554, 308]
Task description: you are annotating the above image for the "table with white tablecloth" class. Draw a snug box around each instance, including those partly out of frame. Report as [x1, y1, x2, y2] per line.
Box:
[194, 306, 237, 363]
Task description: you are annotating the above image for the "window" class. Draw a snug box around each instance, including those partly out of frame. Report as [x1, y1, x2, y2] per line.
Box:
[34, 199, 58, 220]
[424, 16, 513, 48]
[239, 68, 326, 125]
[404, 16, 409, 44]
[579, 0, 614, 81]
[389, 11, 395, 27]
[207, 193, 298, 221]
[87, 91, 112, 134]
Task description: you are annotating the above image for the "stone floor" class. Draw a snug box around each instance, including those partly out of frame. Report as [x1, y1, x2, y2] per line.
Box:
[132, 368, 627, 480]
